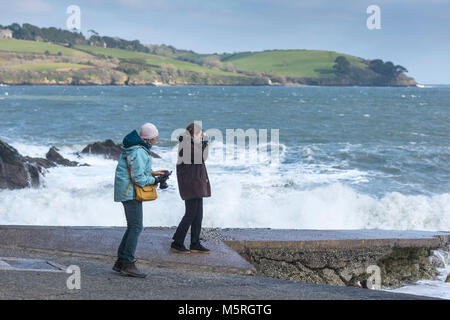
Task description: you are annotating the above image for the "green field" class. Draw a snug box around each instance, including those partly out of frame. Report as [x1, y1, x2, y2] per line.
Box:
[0, 37, 410, 86]
[8, 62, 93, 71]
[0, 40, 369, 80]
[0, 39, 89, 56]
[222, 50, 367, 78]
[75, 45, 243, 77]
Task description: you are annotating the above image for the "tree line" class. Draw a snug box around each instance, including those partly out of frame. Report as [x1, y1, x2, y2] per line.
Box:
[0, 23, 149, 53]
[333, 56, 408, 81]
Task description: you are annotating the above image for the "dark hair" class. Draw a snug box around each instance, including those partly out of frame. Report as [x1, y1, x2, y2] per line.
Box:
[186, 122, 202, 137]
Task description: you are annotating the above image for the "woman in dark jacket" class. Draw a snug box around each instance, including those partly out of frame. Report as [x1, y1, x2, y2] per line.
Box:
[171, 122, 211, 254]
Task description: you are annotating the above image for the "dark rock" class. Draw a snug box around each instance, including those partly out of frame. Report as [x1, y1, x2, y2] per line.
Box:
[0, 140, 52, 189]
[46, 147, 78, 167]
[446, 274, 450, 283]
[0, 140, 32, 189]
[81, 139, 161, 160]
[24, 156, 53, 169]
[78, 163, 90, 167]
[0, 139, 85, 190]
[81, 139, 122, 160]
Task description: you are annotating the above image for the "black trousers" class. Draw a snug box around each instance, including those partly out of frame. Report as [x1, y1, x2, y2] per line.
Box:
[172, 198, 203, 246]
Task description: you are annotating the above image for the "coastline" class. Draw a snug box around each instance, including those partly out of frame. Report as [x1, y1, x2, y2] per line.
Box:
[0, 82, 418, 87]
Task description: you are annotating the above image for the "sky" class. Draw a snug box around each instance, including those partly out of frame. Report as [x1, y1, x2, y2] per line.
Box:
[1, 0, 449, 84]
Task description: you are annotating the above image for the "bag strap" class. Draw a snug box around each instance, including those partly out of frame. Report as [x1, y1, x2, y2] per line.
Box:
[125, 157, 134, 196]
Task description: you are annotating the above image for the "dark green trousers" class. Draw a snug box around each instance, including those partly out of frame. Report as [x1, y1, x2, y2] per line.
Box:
[118, 199, 143, 263]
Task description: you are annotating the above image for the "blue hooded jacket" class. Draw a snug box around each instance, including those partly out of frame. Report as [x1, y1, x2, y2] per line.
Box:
[114, 130, 156, 202]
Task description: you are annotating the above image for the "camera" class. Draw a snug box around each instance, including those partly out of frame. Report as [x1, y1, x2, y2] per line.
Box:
[157, 171, 172, 189]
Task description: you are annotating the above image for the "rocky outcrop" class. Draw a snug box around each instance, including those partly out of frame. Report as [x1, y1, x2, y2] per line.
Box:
[0, 138, 162, 190]
[46, 147, 78, 167]
[0, 140, 83, 190]
[0, 140, 41, 189]
[393, 73, 417, 86]
[81, 139, 160, 160]
[81, 139, 122, 160]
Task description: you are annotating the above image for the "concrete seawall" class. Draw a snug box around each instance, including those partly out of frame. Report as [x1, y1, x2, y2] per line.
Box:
[220, 229, 450, 287]
[0, 226, 448, 288]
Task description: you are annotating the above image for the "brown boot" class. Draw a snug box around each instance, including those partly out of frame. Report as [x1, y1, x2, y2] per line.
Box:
[120, 261, 147, 278]
[112, 258, 126, 272]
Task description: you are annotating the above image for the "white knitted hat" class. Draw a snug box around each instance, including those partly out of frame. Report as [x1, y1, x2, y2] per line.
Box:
[139, 123, 159, 140]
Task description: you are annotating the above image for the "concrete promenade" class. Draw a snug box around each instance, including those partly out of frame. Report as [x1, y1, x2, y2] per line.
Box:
[0, 226, 448, 300]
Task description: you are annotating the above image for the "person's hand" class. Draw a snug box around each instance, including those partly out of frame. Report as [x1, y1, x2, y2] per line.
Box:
[152, 170, 169, 176]
[202, 133, 210, 142]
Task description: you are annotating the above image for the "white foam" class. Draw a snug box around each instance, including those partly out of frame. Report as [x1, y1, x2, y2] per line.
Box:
[7, 141, 51, 158]
[0, 146, 449, 231]
[387, 248, 450, 300]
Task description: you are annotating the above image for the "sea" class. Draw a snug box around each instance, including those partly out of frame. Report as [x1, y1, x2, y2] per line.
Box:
[0, 85, 449, 298]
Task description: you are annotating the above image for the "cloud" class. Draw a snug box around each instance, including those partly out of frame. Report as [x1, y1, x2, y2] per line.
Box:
[12, 0, 52, 13]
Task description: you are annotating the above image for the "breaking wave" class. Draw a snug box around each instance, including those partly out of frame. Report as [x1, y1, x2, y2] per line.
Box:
[0, 143, 448, 231]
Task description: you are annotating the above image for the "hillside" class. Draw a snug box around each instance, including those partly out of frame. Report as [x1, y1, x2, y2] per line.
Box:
[0, 29, 416, 86]
[74, 45, 243, 77]
[0, 39, 260, 85]
[222, 50, 366, 78]
[148, 46, 416, 86]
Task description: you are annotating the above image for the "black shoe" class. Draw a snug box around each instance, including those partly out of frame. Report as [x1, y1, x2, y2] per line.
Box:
[112, 258, 126, 272]
[170, 242, 190, 254]
[190, 243, 210, 254]
[120, 261, 147, 278]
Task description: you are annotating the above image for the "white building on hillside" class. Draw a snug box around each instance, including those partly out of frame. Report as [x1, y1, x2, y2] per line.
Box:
[0, 29, 13, 39]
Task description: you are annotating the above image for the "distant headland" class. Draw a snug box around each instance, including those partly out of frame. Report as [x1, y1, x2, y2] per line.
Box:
[0, 23, 416, 86]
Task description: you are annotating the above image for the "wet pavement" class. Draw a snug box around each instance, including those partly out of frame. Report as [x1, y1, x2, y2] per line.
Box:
[0, 246, 435, 300]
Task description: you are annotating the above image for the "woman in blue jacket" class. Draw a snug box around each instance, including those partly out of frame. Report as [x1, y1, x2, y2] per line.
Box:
[113, 123, 167, 278]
